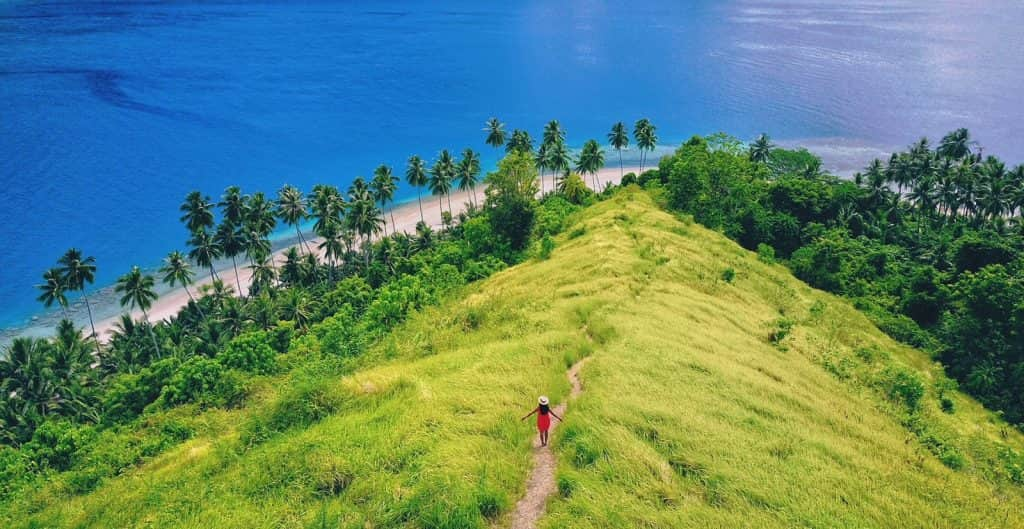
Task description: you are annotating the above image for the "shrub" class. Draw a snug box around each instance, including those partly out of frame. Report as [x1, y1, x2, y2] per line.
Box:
[316, 306, 365, 358]
[879, 367, 926, 411]
[620, 172, 638, 186]
[218, 331, 278, 374]
[721, 267, 736, 283]
[159, 356, 247, 408]
[102, 357, 181, 424]
[768, 318, 794, 345]
[940, 395, 956, 414]
[25, 420, 96, 472]
[557, 473, 577, 498]
[538, 235, 556, 260]
[757, 243, 776, 264]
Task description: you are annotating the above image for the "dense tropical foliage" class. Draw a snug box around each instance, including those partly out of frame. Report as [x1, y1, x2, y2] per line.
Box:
[648, 129, 1024, 426]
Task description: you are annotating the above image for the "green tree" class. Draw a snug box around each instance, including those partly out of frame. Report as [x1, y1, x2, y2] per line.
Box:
[114, 266, 161, 357]
[430, 150, 456, 215]
[484, 151, 539, 250]
[485, 117, 506, 149]
[160, 250, 204, 319]
[937, 128, 975, 160]
[633, 118, 658, 173]
[608, 122, 629, 180]
[276, 185, 312, 254]
[506, 129, 534, 154]
[372, 165, 399, 235]
[187, 228, 222, 281]
[406, 155, 428, 224]
[179, 191, 215, 234]
[457, 148, 482, 207]
[749, 133, 774, 164]
[58, 248, 100, 350]
[215, 221, 245, 294]
[218, 186, 248, 227]
[575, 139, 605, 190]
[36, 268, 69, 320]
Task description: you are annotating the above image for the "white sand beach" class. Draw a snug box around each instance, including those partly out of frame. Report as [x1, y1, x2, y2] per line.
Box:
[91, 166, 644, 341]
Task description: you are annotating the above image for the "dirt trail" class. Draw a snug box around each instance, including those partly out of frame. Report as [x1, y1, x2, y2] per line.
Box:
[510, 358, 590, 529]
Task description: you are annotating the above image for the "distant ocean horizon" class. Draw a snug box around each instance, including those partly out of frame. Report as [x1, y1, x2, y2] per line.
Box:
[2, 0, 1022, 336]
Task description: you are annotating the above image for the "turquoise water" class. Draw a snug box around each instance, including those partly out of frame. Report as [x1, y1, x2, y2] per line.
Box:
[1, 0, 1022, 331]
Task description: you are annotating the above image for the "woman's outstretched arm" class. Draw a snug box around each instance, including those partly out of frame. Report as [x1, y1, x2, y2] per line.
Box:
[550, 410, 563, 421]
[521, 408, 538, 420]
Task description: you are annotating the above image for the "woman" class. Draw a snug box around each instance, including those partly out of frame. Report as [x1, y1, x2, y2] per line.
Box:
[522, 395, 562, 447]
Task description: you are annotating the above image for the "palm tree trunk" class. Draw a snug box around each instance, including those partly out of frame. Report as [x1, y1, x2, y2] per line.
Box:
[438, 196, 444, 219]
[618, 149, 623, 180]
[417, 191, 425, 224]
[473, 185, 479, 208]
[82, 293, 101, 356]
[184, 285, 206, 319]
[390, 208, 398, 235]
[142, 309, 161, 359]
[295, 225, 313, 256]
[447, 193, 453, 214]
[231, 256, 242, 296]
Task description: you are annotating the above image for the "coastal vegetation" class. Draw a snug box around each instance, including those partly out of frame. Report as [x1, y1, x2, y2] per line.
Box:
[1, 120, 1023, 527]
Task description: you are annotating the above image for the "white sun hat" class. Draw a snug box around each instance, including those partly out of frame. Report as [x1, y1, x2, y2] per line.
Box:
[538, 396, 549, 405]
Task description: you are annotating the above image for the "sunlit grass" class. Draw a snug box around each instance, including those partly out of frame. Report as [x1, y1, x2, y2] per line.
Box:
[6, 188, 1024, 528]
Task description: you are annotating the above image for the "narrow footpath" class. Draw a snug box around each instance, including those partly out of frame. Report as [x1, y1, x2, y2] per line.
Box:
[510, 357, 590, 529]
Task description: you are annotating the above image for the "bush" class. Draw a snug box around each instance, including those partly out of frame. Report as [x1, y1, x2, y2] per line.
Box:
[620, 172, 638, 186]
[159, 356, 247, 408]
[218, 331, 278, 374]
[315, 306, 365, 358]
[721, 267, 736, 283]
[25, 420, 96, 472]
[768, 318, 794, 345]
[879, 367, 926, 411]
[102, 357, 180, 424]
[538, 235, 556, 260]
[757, 243, 776, 264]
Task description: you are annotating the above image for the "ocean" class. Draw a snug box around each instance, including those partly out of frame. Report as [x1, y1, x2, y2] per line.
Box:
[1, 0, 1022, 334]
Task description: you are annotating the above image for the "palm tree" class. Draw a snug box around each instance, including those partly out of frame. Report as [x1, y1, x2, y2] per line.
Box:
[215, 221, 245, 294]
[607, 122, 629, 180]
[160, 250, 204, 319]
[548, 141, 572, 187]
[310, 184, 346, 237]
[58, 248, 99, 349]
[318, 221, 344, 281]
[542, 120, 565, 148]
[430, 150, 456, 215]
[937, 128, 975, 160]
[218, 186, 248, 227]
[506, 129, 534, 154]
[36, 268, 69, 319]
[633, 118, 658, 173]
[179, 191, 215, 234]
[347, 194, 384, 268]
[114, 266, 160, 357]
[485, 118, 507, 149]
[406, 155, 428, 224]
[248, 260, 277, 296]
[535, 143, 551, 194]
[575, 139, 605, 190]
[187, 228, 222, 280]
[457, 148, 482, 207]
[245, 192, 278, 239]
[280, 289, 313, 330]
[977, 157, 1010, 220]
[749, 133, 774, 164]
[276, 185, 312, 255]
[372, 164, 400, 234]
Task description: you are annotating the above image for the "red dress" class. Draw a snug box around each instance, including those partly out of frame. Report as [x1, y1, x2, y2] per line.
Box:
[537, 408, 551, 432]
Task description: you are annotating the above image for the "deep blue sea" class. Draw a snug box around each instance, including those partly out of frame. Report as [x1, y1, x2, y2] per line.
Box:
[1, 0, 1022, 333]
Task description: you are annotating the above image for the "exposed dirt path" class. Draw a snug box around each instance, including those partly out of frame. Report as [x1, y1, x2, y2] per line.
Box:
[510, 357, 590, 529]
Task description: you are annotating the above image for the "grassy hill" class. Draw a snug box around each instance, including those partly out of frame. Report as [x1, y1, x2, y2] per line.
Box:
[5, 188, 1024, 528]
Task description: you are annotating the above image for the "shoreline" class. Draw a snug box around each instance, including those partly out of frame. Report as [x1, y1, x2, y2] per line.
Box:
[2, 166, 642, 345]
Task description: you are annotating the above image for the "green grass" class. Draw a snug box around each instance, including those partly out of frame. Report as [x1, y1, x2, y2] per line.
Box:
[4, 188, 1024, 528]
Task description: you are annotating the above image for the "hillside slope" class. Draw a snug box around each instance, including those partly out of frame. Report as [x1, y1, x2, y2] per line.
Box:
[7, 189, 1024, 528]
